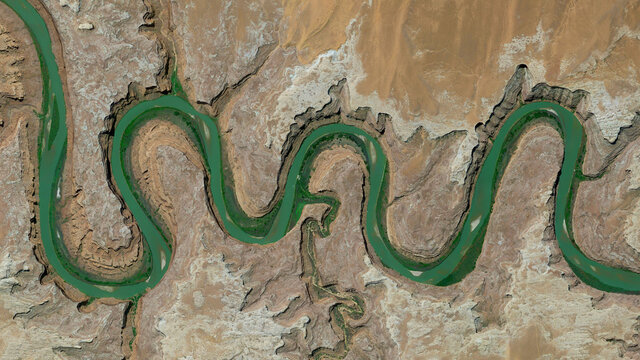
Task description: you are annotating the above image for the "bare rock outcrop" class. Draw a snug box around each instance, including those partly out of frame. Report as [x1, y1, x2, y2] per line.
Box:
[40, 0, 162, 258]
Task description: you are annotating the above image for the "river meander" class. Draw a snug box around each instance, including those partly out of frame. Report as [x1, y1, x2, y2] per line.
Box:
[4, 0, 640, 299]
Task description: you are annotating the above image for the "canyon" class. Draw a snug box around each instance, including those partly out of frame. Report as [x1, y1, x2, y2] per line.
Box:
[1, 0, 640, 359]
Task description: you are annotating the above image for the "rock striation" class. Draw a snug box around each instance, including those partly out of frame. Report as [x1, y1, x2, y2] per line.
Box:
[3, 0, 640, 358]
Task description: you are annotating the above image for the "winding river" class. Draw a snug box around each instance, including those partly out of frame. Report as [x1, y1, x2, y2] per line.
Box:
[5, 0, 640, 300]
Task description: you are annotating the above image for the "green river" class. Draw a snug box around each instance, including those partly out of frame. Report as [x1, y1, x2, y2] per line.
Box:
[4, 0, 640, 299]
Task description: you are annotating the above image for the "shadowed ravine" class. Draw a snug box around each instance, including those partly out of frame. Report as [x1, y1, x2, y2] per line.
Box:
[5, 0, 640, 301]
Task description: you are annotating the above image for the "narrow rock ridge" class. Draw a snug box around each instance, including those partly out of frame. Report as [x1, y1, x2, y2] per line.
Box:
[400, 64, 640, 266]
[5, 1, 640, 358]
[9, 0, 179, 326]
[28, 0, 640, 303]
[88, 61, 640, 292]
[0, 24, 24, 102]
[17, 1, 640, 351]
[189, 64, 531, 268]
[524, 81, 640, 177]
[18, 0, 88, 303]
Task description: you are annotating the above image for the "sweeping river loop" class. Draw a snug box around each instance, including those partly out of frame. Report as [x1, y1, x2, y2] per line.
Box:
[6, 0, 640, 299]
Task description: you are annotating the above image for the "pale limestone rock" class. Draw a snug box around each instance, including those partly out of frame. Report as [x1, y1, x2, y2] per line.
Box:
[169, 0, 282, 102]
[41, 0, 162, 250]
[155, 253, 307, 359]
[2, 0, 640, 357]
[135, 146, 307, 359]
[363, 126, 640, 358]
[624, 151, 640, 252]
[78, 22, 93, 31]
[574, 134, 640, 272]
[0, 130, 125, 359]
[59, 0, 80, 13]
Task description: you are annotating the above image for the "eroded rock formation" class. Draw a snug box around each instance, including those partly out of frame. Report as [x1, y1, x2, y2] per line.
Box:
[2, 0, 640, 358]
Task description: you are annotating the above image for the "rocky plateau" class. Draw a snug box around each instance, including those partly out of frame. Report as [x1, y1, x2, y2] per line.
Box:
[1, 0, 640, 359]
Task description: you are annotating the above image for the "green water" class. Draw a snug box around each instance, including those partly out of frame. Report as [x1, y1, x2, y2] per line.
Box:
[5, 0, 640, 299]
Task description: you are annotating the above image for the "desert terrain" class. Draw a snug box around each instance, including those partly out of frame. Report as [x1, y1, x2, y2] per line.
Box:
[1, 0, 640, 359]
